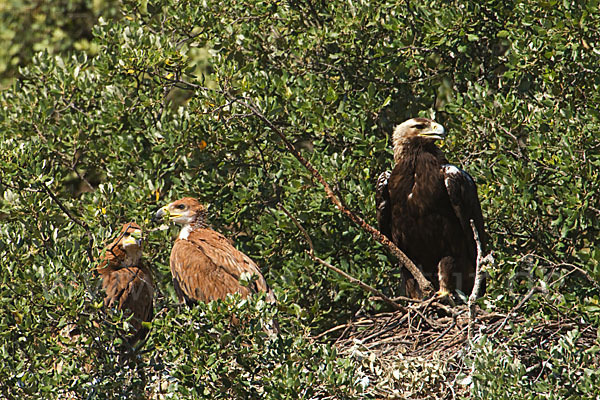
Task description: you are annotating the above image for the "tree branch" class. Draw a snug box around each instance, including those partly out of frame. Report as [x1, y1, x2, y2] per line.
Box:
[491, 285, 546, 338]
[312, 255, 407, 313]
[40, 181, 94, 264]
[233, 94, 434, 297]
[31, 121, 94, 192]
[278, 205, 407, 313]
[468, 219, 494, 340]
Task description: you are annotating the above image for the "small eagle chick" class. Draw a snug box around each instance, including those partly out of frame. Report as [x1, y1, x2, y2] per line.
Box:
[97, 222, 154, 343]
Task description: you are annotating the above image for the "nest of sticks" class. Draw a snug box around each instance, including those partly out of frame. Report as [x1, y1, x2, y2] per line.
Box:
[283, 207, 599, 398]
[316, 295, 598, 399]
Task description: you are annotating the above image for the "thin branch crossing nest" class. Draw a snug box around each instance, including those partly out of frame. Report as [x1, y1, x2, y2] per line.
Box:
[319, 299, 598, 399]
[281, 201, 599, 398]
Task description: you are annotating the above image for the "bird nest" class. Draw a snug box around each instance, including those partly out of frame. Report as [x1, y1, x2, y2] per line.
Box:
[320, 299, 598, 399]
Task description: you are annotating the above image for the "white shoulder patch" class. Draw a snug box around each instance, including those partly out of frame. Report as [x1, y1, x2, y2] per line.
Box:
[377, 170, 391, 188]
[442, 165, 461, 191]
[442, 164, 476, 190]
[179, 225, 193, 240]
[442, 165, 461, 176]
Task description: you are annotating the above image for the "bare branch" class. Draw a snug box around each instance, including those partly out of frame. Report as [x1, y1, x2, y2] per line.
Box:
[492, 285, 546, 337]
[589, 205, 600, 217]
[279, 205, 407, 313]
[547, 260, 600, 292]
[312, 255, 407, 313]
[231, 94, 434, 297]
[468, 219, 494, 340]
[0, 177, 42, 193]
[278, 205, 314, 253]
[40, 181, 94, 264]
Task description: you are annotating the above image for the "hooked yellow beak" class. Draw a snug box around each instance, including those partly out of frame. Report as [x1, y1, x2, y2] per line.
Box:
[153, 204, 179, 223]
[418, 122, 446, 140]
[122, 230, 142, 246]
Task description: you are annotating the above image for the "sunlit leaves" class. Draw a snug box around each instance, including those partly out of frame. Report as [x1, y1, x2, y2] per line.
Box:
[1, 0, 600, 397]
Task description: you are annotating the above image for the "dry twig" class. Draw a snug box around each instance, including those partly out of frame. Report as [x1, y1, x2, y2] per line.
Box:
[231, 94, 434, 297]
[468, 219, 494, 340]
[40, 181, 95, 263]
[491, 285, 546, 337]
[278, 205, 407, 313]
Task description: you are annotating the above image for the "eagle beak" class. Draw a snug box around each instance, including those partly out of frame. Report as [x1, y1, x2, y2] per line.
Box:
[153, 205, 169, 223]
[419, 122, 446, 140]
[131, 230, 142, 246]
[123, 232, 142, 247]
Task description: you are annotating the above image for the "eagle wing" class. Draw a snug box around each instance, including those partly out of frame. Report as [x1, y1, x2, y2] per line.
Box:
[170, 228, 274, 304]
[442, 164, 486, 260]
[101, 264, 154, 330]
[375, 170, 393, 240]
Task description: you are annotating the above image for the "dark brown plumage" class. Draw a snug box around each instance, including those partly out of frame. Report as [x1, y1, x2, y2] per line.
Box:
[154, 197, 275, 306]
[97, 222, 154, 343]
[376, 118, 486, 299]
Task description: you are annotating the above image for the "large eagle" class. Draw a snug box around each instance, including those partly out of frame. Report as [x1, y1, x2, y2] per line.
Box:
[153, 197, 276, 305]
[376, 118, 486, 299]
[97, 222, 154, 343]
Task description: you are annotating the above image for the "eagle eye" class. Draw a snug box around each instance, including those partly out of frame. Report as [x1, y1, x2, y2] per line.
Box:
[414, 124, 426, 130]
[176, 204, 186, 210]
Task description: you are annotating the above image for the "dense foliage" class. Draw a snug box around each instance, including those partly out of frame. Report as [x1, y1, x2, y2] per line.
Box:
[1, 0, 599, 398]
[0, 0, 120, 89]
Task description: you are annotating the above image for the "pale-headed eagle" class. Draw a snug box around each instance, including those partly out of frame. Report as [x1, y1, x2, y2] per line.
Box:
[376, 118, 486, 299]
[97, 222, 154, 343]
[153, 197, 276, 305]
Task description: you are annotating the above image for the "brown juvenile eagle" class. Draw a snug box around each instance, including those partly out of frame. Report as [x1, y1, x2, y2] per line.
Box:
[97, 222, 154, 344]
[153, 197, 276, 306]
[376, 118, 486, 299]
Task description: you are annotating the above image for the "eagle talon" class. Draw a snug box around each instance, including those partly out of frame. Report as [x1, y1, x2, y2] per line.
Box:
[435, 289, 456, 307]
